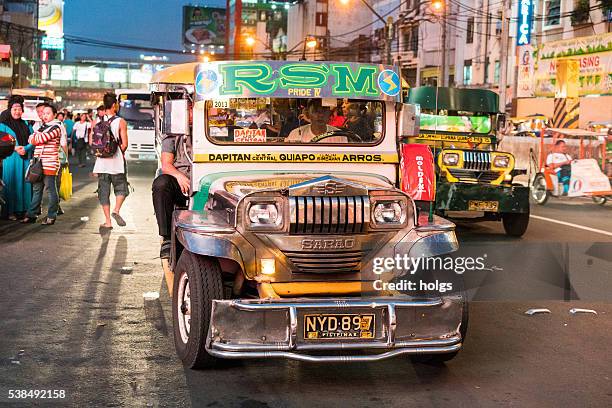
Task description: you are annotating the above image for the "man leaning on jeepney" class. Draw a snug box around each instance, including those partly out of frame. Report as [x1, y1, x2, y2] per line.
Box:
[152, 108, 192, 259]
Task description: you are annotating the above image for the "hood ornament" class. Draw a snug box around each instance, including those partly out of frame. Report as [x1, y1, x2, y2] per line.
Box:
[289, 176, 368, 197]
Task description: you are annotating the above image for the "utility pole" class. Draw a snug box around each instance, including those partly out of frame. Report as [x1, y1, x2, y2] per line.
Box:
[498, 0, 510, 112]
[386, 16, 394, 65]
[440, 2, 448, 86]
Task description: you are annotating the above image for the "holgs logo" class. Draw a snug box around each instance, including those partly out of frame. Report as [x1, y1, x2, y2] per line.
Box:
[301, 238, 355, 250]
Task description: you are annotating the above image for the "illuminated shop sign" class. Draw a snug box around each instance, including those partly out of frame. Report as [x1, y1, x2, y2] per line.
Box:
[516, 0, 534, 46]
[194, 61, 402, 102]
[41, 36, 65, 50]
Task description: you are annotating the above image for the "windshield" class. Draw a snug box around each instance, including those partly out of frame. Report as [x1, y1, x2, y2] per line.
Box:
[207, 98, 384, 145]
[118, 94, 154, 130]
[420, 112, 492, 134]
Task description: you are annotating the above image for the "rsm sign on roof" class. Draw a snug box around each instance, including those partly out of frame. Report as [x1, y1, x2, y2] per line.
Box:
[194, 61, 402, 102]
[516, 0, 534, 46]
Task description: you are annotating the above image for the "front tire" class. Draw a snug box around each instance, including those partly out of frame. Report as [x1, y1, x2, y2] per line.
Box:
[531, 173, 549, 205]
[502, 210, 530, 237]
[592, 196, 607, 206]
[172, 251, 224, 369]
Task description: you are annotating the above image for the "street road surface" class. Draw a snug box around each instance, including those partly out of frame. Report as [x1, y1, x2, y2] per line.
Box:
[1, 162, 611, 407]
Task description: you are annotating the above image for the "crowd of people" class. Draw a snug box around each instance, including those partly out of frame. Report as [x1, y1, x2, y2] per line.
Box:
[0, 93, 129, 229]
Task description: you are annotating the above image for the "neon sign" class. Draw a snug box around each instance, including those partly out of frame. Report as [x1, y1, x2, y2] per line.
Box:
[516, 0, 534, 46]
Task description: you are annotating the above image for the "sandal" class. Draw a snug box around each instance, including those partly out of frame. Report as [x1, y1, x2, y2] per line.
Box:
[20, 217, 37, 224]
[8, 215, 17, 221]
[160, 240, 172, 259]
[42, 218, 56, 225]
[111, 212, 126, 227]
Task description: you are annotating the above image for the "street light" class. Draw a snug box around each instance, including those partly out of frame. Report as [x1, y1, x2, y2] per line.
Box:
[245, 36, 256, 47]
[431, 0, 444, 12]
[301, 36, 318, 61]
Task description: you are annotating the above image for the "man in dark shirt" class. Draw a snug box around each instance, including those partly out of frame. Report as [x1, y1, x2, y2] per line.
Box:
[151, 133, 191, 258]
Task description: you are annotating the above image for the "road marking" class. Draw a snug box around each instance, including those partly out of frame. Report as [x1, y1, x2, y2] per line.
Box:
[530, 214, 612, 237]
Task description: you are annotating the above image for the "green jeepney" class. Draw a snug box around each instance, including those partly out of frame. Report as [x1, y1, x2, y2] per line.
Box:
[406, 87, 530, 237]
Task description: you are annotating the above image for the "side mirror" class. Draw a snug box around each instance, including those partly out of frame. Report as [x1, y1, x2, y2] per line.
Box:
[497, 113, 507, 131]
[400, 103, 420, 138]
[163, 99, 189, 135]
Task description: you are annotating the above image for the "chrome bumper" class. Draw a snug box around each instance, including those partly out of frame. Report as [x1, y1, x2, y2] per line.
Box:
[206, 296, 464, 362]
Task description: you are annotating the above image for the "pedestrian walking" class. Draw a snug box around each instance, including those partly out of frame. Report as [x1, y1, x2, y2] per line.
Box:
[92, 93, 129, 230]
[21, 104, 62, 225]
[0, 96, 33, 220]
[72, 114, 91, 167]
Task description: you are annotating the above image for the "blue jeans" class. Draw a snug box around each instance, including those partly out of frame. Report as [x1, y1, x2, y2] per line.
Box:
[28, 175, 59, 219]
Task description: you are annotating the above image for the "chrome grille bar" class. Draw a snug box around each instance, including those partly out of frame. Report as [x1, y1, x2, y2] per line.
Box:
[463, 151, 491, 171]
[283, 250, 365, 273]
[290, 195, 370, 235]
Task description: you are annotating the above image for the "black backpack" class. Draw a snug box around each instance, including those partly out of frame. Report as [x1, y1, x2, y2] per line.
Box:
[91, 116, 120, 158]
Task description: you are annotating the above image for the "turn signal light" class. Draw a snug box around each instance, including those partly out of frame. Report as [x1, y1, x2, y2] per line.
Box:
[260, 259, 276, 275]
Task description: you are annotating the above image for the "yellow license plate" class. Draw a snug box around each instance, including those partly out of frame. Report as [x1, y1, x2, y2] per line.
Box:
[304, 314, 375, 340]
[468, 200, 499, 211]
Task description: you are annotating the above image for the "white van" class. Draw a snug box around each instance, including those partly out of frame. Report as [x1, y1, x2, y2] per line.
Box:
[115, 89, 156, 162]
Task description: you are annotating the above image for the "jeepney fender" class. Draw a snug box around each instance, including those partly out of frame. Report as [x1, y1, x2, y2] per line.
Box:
[403, 214, 459, 259]
[405, 229, 459, 259]
[175, 229, 246, 272]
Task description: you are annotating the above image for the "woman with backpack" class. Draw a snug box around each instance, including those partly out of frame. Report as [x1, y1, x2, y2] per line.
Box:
[21, 104, 62, 225]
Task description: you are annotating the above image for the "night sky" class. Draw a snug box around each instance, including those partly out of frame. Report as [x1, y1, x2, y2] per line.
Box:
[64, 0, 225, 62]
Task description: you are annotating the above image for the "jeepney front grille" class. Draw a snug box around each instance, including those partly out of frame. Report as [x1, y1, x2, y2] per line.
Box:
[462, 151, 491, 171]
[283, 250, 365, 274]
[289, 196, 370, 234]
[448, 169, 502, 183]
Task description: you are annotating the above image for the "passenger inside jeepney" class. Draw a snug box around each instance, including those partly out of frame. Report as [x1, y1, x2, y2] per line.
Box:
[286, 99, 347, 143]
[344, 102, 374, 142]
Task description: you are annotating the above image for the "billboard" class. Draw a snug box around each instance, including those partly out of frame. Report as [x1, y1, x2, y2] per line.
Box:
[534, 32, 612, 97]
[38, 0, 63, 37]
[183, 6, 226, 47]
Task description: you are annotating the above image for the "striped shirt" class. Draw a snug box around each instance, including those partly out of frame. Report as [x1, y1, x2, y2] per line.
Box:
[30, 120, 62, 176]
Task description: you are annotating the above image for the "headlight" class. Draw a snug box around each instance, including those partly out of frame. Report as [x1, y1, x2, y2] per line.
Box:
[373, 201, 405, 224]
[493, 155, 510, 168]
[248, 203, 280, 225]
[442, 152, 460, 166]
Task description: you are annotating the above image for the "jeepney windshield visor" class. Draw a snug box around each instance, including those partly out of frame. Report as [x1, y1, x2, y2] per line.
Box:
[206, 98, 384, 145]
[420, 112, 492, 134]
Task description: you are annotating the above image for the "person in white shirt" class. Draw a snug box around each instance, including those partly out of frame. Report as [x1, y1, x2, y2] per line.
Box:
[72, 114, 91, 167]
[286, 99, 347, 143]
[93, 93, 129, 230]
[546, 139, 573, 195]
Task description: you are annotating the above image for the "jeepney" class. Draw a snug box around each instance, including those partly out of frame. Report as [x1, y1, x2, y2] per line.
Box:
[406, 87, 530, 237]
[150, 61, 467, 369]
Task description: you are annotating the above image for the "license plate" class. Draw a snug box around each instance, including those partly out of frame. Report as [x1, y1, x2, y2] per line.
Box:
[304, 314, 375, 339]
[468, 200, 499, 211]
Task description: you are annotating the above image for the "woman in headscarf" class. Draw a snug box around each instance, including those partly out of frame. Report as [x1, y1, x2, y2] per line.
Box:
[1, 96, 34, 220]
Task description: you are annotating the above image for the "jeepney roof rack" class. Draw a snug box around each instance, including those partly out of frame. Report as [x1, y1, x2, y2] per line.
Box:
[406, 87, 499, 114]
